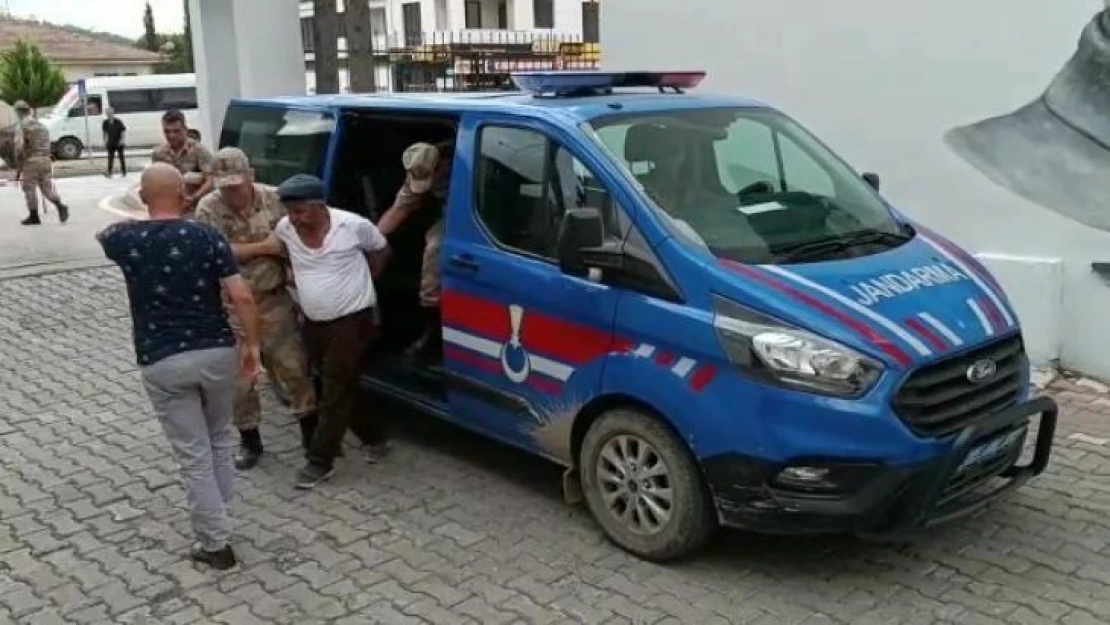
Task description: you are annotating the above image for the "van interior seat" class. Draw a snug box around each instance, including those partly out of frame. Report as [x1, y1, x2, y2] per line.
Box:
[624, 123, 690, 209]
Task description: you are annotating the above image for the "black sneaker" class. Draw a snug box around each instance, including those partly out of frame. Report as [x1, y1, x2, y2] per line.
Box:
[234, 446, 262, 470]
[294, 463, 335, 490]
[190, 545, 237, 570]
[20, 213, 40, 226]
[362, 440, 392, 464]
[57, 204, 70, 224]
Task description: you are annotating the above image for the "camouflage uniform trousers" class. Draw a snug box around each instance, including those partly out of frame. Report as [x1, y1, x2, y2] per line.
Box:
[20, 157, 64, 213]
[231, 289, 317, 430]
[419, 218, 444, 307]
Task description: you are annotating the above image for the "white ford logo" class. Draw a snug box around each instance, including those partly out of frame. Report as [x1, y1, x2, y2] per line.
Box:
[966, 359, 997, 384]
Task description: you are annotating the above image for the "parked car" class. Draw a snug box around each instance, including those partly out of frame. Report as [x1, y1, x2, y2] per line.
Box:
[220, 71, 1057, 562]
[43, 73, 199, 160]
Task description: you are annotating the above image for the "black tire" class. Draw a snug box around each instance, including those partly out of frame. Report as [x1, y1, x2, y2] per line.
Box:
[54, 137, 83, 160]
[579, 407, 717, 562]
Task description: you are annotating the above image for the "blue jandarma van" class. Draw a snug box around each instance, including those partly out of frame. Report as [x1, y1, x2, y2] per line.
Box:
[220, 71, 1057, 562]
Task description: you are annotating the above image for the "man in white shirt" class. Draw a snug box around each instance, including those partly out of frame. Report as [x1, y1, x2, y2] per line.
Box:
[273, 174, 392, 489]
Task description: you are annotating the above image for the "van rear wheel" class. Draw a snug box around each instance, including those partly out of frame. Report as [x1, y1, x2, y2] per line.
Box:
[579, 407, 717, 562]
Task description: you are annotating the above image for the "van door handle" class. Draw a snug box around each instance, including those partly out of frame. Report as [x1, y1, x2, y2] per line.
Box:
[448, 254, 480, 272]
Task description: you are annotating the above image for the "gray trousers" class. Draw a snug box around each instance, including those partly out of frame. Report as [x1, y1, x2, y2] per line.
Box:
[141, 347, 237, 551]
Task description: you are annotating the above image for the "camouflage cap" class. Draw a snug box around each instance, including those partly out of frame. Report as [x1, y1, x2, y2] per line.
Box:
[12, 100, 30, 112]
[402, 142, 440, 194]
[212, 147, 251, 188]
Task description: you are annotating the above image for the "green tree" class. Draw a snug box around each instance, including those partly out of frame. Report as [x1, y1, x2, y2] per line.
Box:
[0, 40, 67, 109]
[142, 2, 159, 52]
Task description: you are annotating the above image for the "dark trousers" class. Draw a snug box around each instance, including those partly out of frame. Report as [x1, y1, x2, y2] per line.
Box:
[303, 308, 385, 469]
[106, 144, 126, 175]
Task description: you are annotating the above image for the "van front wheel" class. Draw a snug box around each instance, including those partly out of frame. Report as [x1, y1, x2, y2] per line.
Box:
[54, 137, 83, 160]
[579, 407, 717, 562]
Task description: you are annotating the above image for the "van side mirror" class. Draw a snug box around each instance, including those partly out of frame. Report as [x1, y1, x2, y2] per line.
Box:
[863, 172, 880, 191]
[557, 207, 606, 275]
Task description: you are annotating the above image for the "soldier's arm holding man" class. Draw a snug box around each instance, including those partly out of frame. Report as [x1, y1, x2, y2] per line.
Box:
[186, 144, 216, 207]
[376, 185, 423, 236]
[356, 217, 392, 279]
[194, 198, 285, 263]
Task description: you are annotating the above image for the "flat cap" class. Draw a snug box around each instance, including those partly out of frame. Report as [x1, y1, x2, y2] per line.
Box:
[277, 173, 327, 202]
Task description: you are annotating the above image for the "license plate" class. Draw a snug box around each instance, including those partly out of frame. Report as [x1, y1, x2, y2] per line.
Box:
[957, 426, 1027, 474]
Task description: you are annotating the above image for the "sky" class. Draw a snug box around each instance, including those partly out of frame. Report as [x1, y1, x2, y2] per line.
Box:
[7, 0, 186, 39]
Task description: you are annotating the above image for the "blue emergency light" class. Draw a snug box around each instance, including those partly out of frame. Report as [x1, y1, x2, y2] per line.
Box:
[510, 70, 707, 97]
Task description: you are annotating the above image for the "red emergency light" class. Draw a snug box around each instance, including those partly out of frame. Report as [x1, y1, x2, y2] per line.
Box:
[511, 71, 708, 96]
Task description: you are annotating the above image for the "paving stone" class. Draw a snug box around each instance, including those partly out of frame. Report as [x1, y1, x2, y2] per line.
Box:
[1, 266, 1109, 625]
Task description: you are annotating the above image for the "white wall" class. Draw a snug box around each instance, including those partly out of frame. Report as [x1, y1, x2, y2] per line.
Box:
[603, 0, 1110, 377]
[191, 0, 306, 144]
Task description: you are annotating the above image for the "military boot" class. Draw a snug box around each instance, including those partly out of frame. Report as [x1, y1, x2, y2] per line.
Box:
[404, 307, 443, 367]
[20, 211, 41, 226]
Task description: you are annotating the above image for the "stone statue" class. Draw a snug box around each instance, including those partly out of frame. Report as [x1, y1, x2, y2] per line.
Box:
[945, 3, 1110, 232]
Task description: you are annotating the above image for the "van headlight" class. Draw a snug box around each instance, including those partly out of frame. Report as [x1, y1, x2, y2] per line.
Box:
[712, 296, 883, 397]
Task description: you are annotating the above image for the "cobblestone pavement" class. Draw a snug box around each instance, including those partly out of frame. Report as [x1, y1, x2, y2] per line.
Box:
[2, 268, 1110, 625]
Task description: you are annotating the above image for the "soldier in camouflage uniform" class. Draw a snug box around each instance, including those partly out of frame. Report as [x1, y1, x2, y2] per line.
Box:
[376, 141, 453, 365]
[195, 147, 317, 470]
[13, 101, 70, 226]
[152, 109, 214, 218]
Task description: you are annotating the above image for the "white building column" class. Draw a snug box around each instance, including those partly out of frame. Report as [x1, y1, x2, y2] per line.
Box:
[189, 0, 306, 147]
[445, 0, 466, 31]
[510, 0, 534, 30]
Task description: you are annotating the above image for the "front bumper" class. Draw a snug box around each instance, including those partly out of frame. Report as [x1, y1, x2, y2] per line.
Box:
[701, 396, 1058, 536]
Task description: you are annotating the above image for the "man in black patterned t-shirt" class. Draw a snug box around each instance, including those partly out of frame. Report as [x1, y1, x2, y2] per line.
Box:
[96, 163, 262, 571]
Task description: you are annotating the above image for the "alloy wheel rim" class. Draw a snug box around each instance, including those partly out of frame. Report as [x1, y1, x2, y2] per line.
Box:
[595, 434, 674, 535]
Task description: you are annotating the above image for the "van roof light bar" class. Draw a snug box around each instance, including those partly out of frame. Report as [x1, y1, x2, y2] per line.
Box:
[510, 71, 707, 97]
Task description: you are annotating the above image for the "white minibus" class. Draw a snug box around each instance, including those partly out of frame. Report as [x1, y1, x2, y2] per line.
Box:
[42, 74, 199, 159]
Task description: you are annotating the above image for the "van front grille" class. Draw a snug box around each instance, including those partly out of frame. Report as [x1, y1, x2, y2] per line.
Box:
[892, 335, 1025, 437]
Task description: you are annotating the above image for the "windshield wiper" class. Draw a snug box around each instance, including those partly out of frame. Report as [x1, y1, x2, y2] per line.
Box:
[777, 228, 913, 262]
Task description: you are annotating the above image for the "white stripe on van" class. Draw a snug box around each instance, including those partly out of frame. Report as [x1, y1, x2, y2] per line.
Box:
[918, 312, 963, 347]
[919, 234, 1015, 329]
[760, 264, 932, 357]
[966, 298, 994, 337]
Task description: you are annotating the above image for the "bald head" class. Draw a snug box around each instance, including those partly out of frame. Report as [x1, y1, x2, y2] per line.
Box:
[139, 163, 187, 217]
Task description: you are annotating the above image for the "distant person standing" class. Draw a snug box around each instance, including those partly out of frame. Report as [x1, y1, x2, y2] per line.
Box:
[151, 109, 214, 217]
[102, 107, 127, 178]
[97, 163, 262, 570]
[13, 100, 69, 226]
[273, 174, 393, 489]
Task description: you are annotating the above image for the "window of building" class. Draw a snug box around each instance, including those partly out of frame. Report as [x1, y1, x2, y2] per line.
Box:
[402, 2, 422, 46]
[300, 16, 315, 52]
[497, 0, 508, 29]
[464, 0, 482, 28]
[475, 125, 612, 258]
[582, 1, 599, 43]
[533, 0, 554, 28]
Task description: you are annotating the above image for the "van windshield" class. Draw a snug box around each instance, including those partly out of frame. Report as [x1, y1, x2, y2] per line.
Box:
[587, 107, 910, 264]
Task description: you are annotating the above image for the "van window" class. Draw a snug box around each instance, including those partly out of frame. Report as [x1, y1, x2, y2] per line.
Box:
[220, 104, 336, 187]
[154, 87, 198, 110]
[475, 125, 612, 259]
[108, 89, 156, 114]
[66, 94, 103, 118]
